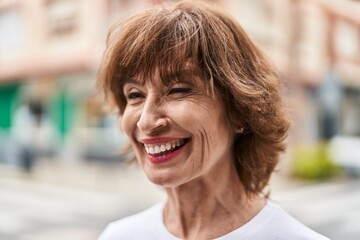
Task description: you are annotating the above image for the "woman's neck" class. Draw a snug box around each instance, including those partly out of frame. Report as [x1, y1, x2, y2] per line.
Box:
[163, 165, 265, 240]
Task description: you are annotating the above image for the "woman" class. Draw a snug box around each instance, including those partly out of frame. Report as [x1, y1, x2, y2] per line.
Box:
[98, 1, 329, 239]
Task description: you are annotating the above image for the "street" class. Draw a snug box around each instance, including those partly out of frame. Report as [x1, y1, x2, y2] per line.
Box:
[273, 177, 360, 240]
[0, 160, 359, 240]
[0, 161, 165, 240]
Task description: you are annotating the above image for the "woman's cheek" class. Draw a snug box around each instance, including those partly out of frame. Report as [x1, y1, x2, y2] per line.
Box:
[121, 107, 138, 138]
[166, 102, 193, 125]
[171, 107, 210, 141]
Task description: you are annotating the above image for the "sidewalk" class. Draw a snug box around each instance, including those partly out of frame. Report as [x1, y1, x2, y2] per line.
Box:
[1, 158, 359, 240]
[0, 159, 165, 240]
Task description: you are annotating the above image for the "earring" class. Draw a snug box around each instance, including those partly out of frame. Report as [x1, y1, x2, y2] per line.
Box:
[235, 127, 244, 134]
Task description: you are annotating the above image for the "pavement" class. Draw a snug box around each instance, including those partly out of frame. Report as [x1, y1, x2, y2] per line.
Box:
[272, 177, 360, 240]
[0, 160, 165, 240]
[0, 158, 359, 240]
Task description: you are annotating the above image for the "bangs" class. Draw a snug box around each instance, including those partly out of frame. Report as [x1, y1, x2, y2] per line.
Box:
[113, 8, 209, 88]
[100, 1, 243, 113]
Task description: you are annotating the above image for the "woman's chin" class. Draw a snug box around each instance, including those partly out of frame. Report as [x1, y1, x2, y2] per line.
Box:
[146, 174, 176, 187]
[145, 171, 185, 188]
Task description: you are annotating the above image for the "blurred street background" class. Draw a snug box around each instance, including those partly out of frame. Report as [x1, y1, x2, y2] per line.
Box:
[0, 0, 360, 239]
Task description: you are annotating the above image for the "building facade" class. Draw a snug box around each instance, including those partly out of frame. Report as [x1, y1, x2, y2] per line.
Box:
[0, 0, 359, 161]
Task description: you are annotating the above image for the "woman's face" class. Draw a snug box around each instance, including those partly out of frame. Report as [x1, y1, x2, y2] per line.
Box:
[121, 70, 235, 187]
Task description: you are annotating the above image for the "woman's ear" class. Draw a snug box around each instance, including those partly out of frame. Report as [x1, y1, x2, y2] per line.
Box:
[229, 117, 245, 134]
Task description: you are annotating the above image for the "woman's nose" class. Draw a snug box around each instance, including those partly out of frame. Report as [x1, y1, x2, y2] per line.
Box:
[136, 99, 169, 134]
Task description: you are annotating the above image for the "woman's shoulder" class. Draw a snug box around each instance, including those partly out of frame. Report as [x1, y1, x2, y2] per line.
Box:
[221, 201, 330, 240]
[259, 202, 330, 240]
[97, 202, 164, 240]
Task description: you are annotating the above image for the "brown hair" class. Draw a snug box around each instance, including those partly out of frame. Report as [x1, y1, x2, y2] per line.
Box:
[97, 0, 291, 196]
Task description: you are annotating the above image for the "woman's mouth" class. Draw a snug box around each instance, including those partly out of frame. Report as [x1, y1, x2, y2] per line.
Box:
[143, 139, 190, 163]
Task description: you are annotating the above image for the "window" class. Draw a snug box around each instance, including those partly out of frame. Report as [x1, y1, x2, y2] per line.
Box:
[334, 20, 359, 60]
[0, 8, 25, 56]
[45, 0, 78, 39]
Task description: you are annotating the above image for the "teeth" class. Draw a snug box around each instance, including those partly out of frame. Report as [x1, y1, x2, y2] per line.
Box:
[149, 146, 154, 154]
[166, 143, 171, 150]
[154, 146, 160, 153]
[144, 140, 186, 155]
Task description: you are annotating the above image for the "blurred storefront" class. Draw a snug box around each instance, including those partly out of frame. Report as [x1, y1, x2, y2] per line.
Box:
[224, 0, 360, 142]
[0, 0, 138, 164]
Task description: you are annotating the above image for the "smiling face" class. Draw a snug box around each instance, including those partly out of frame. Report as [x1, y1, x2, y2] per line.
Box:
[121, 70, 236, 187]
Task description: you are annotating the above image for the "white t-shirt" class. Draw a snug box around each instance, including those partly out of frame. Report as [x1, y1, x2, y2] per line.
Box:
[98, 202, 330, 240]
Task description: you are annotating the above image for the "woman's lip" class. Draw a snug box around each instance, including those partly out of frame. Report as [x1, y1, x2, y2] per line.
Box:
[146, 140, 189, 164]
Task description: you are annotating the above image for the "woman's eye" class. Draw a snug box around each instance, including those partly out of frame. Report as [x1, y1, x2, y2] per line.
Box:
[127, 92, 143, 100]
[168, 87, 192, 95]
